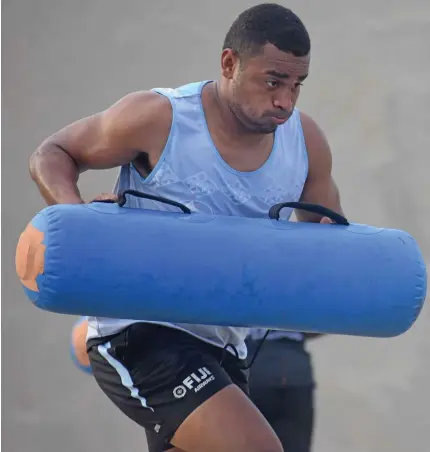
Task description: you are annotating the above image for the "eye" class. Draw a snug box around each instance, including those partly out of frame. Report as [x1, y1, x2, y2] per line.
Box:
[266, 79, 279, 89]
[295, 82, 304, 88]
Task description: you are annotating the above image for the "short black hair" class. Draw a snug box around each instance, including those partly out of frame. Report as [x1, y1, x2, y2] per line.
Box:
[223, 3, 310, 59]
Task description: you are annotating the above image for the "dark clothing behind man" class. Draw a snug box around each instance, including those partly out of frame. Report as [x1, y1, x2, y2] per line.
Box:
[246, 329, 316, 452]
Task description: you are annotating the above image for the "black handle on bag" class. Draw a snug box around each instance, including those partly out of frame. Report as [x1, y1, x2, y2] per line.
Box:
[269, 201, 349, 225]
[118, 190, 192, 213]
[92, 189, 192, 214]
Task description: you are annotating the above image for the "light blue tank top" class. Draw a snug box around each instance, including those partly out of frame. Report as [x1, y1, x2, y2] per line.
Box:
[87, 80, 308, 359]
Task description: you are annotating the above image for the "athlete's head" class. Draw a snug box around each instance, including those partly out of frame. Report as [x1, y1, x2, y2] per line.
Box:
[221, 3, 310, 134]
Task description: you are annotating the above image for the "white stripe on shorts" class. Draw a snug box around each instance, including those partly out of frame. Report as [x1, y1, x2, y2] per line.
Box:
[97, 341, 154, 412]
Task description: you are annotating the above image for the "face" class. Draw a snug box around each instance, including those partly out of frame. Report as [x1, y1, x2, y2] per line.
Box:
[221, 44, 310, 134]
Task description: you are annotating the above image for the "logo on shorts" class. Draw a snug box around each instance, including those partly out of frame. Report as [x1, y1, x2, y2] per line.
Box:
[173, 385, 187, 399]
[172, 367, 215, 399]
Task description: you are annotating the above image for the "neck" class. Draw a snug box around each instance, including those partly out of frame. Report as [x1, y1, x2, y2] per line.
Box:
[206, 81, 270, 147]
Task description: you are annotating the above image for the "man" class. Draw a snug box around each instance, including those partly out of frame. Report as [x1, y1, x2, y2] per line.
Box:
[30, 4, 345, 451]
[247, 329, 322, 452]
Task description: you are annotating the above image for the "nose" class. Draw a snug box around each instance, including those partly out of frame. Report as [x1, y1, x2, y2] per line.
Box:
[273, 89, 294, 113]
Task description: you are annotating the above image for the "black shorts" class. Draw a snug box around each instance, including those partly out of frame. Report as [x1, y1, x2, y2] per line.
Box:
[87, 323, 248, 452]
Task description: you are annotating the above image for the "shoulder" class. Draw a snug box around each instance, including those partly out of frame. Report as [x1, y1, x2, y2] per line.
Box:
[103, 90, 172, 133]
[101, 90, 173, 150]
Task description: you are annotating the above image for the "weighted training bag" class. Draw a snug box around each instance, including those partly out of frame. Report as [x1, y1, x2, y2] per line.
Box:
[15, 190, 427, 337]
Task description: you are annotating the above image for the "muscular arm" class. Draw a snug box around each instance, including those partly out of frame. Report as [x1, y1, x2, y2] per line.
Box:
[29, 91, 172, 205]
[296, 112, 345, 223]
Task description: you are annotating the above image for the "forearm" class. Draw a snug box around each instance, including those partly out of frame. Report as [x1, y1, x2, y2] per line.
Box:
[29, 144, 84, 205]
[296, 178, 345, 223]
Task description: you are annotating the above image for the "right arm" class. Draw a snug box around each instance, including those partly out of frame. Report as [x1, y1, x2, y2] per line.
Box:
[29, 90, 172, 205]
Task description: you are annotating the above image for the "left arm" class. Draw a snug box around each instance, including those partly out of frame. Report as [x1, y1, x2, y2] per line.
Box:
[296, 112, 345, 223]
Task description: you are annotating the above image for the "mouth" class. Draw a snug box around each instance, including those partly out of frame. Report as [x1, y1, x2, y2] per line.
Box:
[269, 115, 289, 125]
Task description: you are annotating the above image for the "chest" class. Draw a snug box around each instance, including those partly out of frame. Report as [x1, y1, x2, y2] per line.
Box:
[210, 133, 275, 173]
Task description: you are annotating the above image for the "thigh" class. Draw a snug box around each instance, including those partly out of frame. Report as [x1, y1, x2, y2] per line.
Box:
[168, 338, 282, 451]
[170, 384, 282, 452]
[88, 323, 254, 452]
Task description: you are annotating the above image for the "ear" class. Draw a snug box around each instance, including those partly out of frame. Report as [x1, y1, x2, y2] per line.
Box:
[221, 48, 239, 80]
